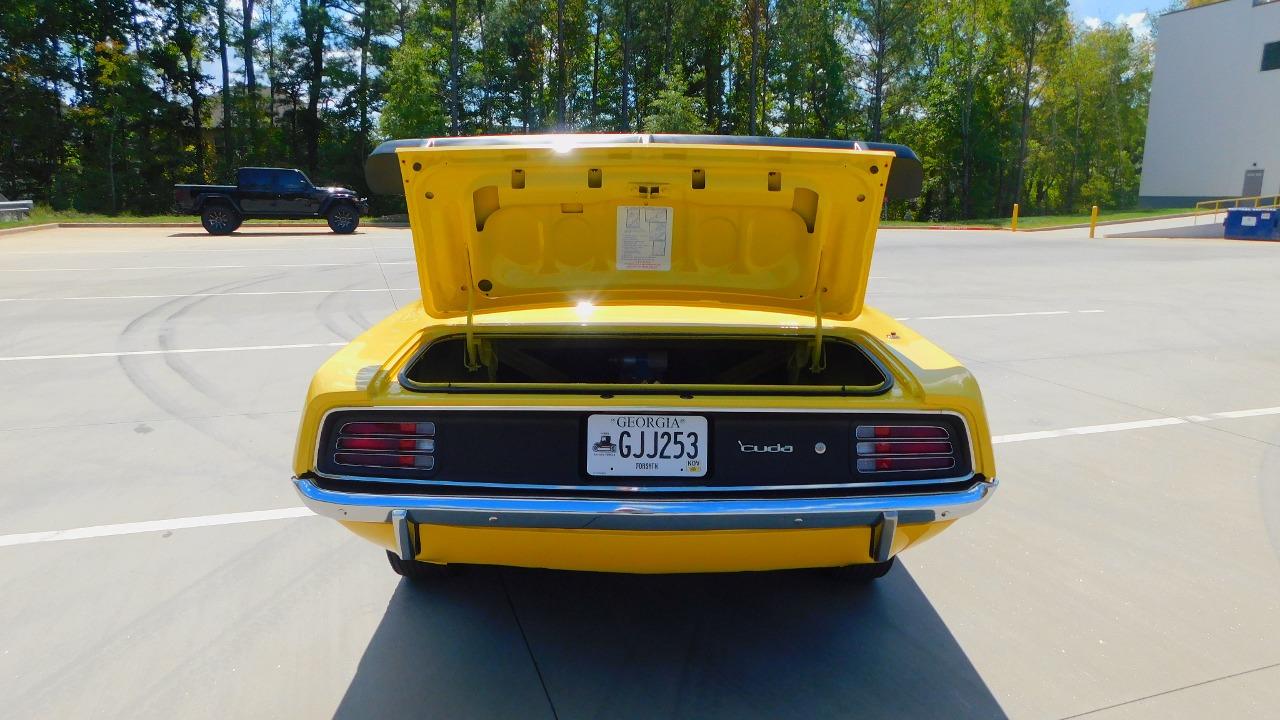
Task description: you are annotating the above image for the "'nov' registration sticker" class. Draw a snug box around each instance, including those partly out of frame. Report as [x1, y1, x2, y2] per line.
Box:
[586, 414, 707, 477]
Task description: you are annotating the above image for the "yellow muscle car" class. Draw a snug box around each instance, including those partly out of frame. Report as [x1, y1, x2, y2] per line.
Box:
[292, 134, 997, 581]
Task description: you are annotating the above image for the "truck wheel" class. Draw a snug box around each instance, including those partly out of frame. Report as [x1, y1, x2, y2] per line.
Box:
[327, 203, 360, 234]
[386, 550, 455, 581]
[827, 557, 896, 582]
[201, 204, 240, 235]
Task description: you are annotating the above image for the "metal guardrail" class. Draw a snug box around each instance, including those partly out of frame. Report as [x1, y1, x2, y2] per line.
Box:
[1195, 194, 1280, 223]
[0, 200, 34, 221]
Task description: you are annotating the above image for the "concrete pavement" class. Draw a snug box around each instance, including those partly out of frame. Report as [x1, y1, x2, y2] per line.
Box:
[1, 224, 1278, 719]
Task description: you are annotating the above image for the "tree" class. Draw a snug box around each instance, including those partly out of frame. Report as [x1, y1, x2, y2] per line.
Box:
[379, 37, 447, 138]
[642, 68, 708, 133]
[1006, 0, 1068, 207]
[215, 0, 235, 171]
[300, 0, 331, 171]
[0, 0, 1157, 221]
[853, 0, 921, 142]
[240, 0, 259, 153]
[170, 0, 209, 181]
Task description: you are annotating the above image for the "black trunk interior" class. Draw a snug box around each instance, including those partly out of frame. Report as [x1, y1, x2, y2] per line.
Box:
[401, 334, 890, 393]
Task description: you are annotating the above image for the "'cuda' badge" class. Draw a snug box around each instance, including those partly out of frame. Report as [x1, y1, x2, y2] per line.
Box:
[738, 441, 794, 453]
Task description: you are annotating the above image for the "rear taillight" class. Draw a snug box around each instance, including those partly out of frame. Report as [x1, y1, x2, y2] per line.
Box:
[333, 420, 436, 471]
[855, 424, 956, 473]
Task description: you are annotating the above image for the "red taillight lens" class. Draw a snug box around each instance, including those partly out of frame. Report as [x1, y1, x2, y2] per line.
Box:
[333, 419, 436, 472]
[337, 437, 435, 452]
[856, 441, 952, 455]
[341, 421, 435, 436]
[855, 424, 956, 474]
[855, 425, 948, 439]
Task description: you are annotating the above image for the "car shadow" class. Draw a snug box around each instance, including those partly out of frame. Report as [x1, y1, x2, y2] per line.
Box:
[334, 563, 1007, 720]
[166, 230, 359, 238]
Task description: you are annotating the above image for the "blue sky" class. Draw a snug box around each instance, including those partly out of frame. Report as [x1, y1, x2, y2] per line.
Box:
[1069, 0, 1159, 36]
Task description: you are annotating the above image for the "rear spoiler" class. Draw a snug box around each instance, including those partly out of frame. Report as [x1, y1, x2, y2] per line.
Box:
[365, 134, 924, 201]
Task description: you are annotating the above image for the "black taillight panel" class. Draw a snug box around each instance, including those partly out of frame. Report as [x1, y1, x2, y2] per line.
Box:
[314, 409, 973, 487]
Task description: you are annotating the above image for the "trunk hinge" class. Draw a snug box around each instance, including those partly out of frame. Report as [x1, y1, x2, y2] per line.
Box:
[461, 242, 489, 373]
[464, 282, 482, 371]
[809, 289, 827, 374]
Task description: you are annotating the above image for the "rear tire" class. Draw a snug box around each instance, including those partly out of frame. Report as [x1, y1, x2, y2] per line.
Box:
[201, 204, 240, 235]
[327, 203, 360, 234]
[827, 557, 896, 582]
[386, 550, 454, 581]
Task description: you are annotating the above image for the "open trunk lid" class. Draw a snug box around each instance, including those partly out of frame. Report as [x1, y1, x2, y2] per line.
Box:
[365, 134, 922, 321]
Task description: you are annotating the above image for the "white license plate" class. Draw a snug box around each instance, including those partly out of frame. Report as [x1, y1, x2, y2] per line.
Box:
[586, 414, 708, 477]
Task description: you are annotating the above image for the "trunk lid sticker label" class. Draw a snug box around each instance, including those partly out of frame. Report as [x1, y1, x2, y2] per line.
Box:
[617, 206, 673, 271]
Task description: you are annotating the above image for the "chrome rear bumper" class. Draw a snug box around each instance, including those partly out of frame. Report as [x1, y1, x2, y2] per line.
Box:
[293, 476, 997, 562]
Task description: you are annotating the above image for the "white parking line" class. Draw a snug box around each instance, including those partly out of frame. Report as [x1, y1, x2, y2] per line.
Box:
[0, 288, 419, 302]
[0, 507, 315, 548]
[992, 405, 1280, 444]
[1211, 406, 1280, 419]
[899, 310, 1106, 321]
[992, 417, 1187, 444]
[0, 261, 415, 272]
[0, 342, 347, 362]
[3, 402, 1278, 549]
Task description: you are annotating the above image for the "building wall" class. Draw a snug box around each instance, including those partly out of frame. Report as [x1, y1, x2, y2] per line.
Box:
[1139, 0, 1280, 207]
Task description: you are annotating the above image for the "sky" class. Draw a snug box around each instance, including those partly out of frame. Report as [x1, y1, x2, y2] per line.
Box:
[1069, 0, 1160, 37]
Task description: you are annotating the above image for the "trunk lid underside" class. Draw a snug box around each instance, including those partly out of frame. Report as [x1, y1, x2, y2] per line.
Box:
[366, 135, 921, 321]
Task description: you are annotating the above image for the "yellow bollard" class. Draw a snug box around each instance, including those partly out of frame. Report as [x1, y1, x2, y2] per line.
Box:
[1089, 205, 1099, 238]
[1011, 203, 1020, 232]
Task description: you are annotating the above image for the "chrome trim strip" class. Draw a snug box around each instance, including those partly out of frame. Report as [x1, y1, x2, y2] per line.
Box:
[294, 476, 997, 531]
[309, 471, 977, 493]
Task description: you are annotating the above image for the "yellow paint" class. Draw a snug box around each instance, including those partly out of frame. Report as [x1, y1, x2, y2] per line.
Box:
[1196, 193, 1280, 222]
[1011, 203, 1020, 232]
[393, 140, 897, 321]
[291, 304, 997, 482]
[340, 519, 955, 573]
[293, 137, 998, 574]
[1089, 205, 1099, 238]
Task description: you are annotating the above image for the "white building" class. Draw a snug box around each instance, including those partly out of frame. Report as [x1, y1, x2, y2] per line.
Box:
[1139, 0, 1280, 207]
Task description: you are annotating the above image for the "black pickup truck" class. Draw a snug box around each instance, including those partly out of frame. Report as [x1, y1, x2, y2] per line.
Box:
[174, 167, 369, 234]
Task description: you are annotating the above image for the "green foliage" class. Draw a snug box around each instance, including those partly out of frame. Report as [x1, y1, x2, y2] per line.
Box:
[380, 39, 447, 138]
[0, 0, 1156, 220]
[643, 69, 708, 133]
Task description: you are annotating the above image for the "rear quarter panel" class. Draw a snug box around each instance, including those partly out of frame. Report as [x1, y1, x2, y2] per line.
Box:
[292, 303, 995, 482]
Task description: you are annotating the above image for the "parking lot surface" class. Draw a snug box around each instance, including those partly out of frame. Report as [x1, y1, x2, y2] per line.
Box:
[2, 225, 1279, 719]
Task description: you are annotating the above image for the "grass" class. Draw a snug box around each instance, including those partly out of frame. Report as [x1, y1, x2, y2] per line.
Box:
[0, 205, 330, 230]
[883, 207, 1199, 230]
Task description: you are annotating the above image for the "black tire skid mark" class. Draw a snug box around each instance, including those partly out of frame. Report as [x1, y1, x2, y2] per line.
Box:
[115, 270, 303, 470]
[313, 273, 395, 343]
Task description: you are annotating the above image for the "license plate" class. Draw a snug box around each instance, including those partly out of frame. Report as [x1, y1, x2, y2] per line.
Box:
[586, 414, 708, 477]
